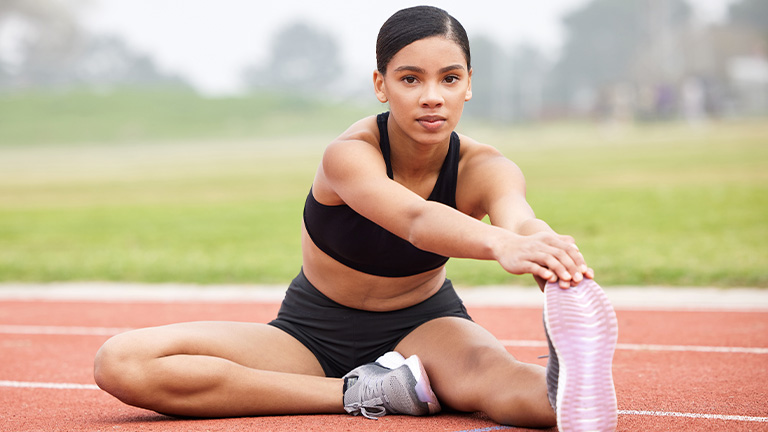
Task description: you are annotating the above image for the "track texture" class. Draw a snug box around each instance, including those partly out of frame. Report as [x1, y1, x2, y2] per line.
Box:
[1, 294, 767, 431]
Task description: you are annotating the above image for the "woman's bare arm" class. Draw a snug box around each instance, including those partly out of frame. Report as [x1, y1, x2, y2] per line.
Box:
[318, 135, 588, 287]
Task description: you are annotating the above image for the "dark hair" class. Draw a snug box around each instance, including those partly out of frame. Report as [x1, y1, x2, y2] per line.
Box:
[376, 6, 471, 74]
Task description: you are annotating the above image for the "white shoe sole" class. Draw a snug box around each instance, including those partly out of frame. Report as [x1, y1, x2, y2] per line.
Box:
[544, 279, 618, 432]
[376, 351, 441, 414]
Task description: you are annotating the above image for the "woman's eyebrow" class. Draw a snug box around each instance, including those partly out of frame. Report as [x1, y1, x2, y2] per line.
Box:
[392, 64, 466, 74]
[439, 64, 466, 74]
[393, 65, 426, 74]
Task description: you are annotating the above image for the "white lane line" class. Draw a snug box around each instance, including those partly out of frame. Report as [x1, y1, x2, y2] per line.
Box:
[615, 342, 768, 354]
[0, 380, 99, 390]
[2, 380, 766, 424]
[499, 340, 768, 354]
[618, 410, 768, 423]
[0, 325, 131, 336]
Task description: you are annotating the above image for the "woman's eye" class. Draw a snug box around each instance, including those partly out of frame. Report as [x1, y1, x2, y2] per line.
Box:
[402, 76, 417, 84]
[445, 75, 459, 83]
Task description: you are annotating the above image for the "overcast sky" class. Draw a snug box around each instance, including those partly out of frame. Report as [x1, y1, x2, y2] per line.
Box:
[81, 0, 734, 95]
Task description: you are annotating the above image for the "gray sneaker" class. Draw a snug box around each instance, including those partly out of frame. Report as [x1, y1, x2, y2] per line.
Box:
[342, 352, 441, 419]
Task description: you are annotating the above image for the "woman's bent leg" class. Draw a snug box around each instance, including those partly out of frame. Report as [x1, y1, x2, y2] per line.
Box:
[395, 317, 555, 428]
[93, 321, 344, 417]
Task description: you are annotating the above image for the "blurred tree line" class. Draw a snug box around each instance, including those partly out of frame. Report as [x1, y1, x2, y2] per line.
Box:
[2, 0, 767, 121]
[240, 21, 343, 95]
[466, 0, 768, 122]
[560, 0, 767, 122]
[0, 0, 187, 90]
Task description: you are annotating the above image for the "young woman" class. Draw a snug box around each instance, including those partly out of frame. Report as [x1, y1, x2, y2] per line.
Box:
[94, 6, 618, 431]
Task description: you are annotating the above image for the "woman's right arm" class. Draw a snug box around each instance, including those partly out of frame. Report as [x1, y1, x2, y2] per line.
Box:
[315, 133, 583, 286]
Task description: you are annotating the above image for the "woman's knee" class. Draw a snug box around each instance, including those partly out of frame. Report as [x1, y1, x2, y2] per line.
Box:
[476, 360, 554, 427]
[434, 344, 515, 406]
[93, 330, 156, 406]
[446, 346, 554, 427]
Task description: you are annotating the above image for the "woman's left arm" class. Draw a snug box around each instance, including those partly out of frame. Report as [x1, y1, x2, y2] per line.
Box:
[462, 144, 594, 289]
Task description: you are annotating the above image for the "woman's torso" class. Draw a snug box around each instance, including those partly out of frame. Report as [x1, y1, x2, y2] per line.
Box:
[301, 114, 492, 311]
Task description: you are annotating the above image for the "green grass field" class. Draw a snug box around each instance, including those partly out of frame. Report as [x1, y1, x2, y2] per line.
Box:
[1, 90, 766, 287]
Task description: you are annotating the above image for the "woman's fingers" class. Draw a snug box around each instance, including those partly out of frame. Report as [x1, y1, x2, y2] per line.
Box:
[531, 234, 591, 289]
[499, 233, 594, 290]
[543, 245, 581, 281]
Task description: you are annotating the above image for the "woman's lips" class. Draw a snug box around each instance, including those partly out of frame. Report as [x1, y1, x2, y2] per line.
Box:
[417, 116, 446, 131]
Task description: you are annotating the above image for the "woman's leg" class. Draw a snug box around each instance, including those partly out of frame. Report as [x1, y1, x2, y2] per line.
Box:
[394, 317, 555, 428]
[93, 321, 344, 417]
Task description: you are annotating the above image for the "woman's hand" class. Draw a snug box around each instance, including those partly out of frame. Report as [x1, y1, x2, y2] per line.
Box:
[493, 231, 594, 290]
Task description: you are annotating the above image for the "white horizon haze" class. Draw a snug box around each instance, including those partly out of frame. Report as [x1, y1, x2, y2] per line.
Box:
[81, 0, 733, 95]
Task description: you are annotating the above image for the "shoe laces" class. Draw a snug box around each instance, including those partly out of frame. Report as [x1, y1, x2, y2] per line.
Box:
[345, 375, 389, 420]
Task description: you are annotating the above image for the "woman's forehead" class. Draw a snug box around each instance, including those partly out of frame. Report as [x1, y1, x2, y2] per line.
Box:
[388, 37, 468, 71]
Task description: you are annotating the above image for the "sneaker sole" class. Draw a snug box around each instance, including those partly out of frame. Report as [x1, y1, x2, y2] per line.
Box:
[376, 352, 441, 415]
[403, 355, 441, 415]
[544, 279, 618, 432]
[375, 351, 407, 369]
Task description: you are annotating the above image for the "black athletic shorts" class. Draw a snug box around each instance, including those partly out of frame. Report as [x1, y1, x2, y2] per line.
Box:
[268, 269, 473, 378]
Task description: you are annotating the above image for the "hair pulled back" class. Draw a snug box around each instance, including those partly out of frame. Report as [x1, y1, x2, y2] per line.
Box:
[376, 6, 471, 74]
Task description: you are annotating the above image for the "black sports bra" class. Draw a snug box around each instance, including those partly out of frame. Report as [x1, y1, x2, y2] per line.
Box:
[303, 112, 460, 277]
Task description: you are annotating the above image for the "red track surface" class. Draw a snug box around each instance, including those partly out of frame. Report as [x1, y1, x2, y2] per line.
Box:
[1, 296, 767, 431]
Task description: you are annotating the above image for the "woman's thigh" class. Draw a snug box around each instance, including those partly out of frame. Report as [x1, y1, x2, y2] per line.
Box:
[99, 321, 325, 377]
[394, 317, 553, 426]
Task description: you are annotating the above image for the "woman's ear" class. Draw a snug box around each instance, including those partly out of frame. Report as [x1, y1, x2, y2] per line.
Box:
[373, 70, 388, 103]
[465, 68, 473, 102]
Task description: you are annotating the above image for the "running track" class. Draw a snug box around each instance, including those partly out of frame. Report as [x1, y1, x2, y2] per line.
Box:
[1, 284, 767, 432]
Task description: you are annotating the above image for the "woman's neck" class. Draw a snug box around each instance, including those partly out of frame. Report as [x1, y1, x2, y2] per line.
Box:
[386, 116, 450, 179]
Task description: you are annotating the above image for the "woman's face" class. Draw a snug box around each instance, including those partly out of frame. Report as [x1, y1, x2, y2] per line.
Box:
[374, 36, 472, 144]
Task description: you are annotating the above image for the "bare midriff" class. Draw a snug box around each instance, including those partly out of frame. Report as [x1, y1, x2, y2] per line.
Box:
[300, 223, 446, 312]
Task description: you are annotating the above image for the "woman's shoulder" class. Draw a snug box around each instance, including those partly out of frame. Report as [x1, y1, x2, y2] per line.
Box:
[333, 115, 381, 147]
[319, 115, 391, 183]
[456, 133, 524, 180]
[321, 115, 384, 170]
[456, 133, 508, 164]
